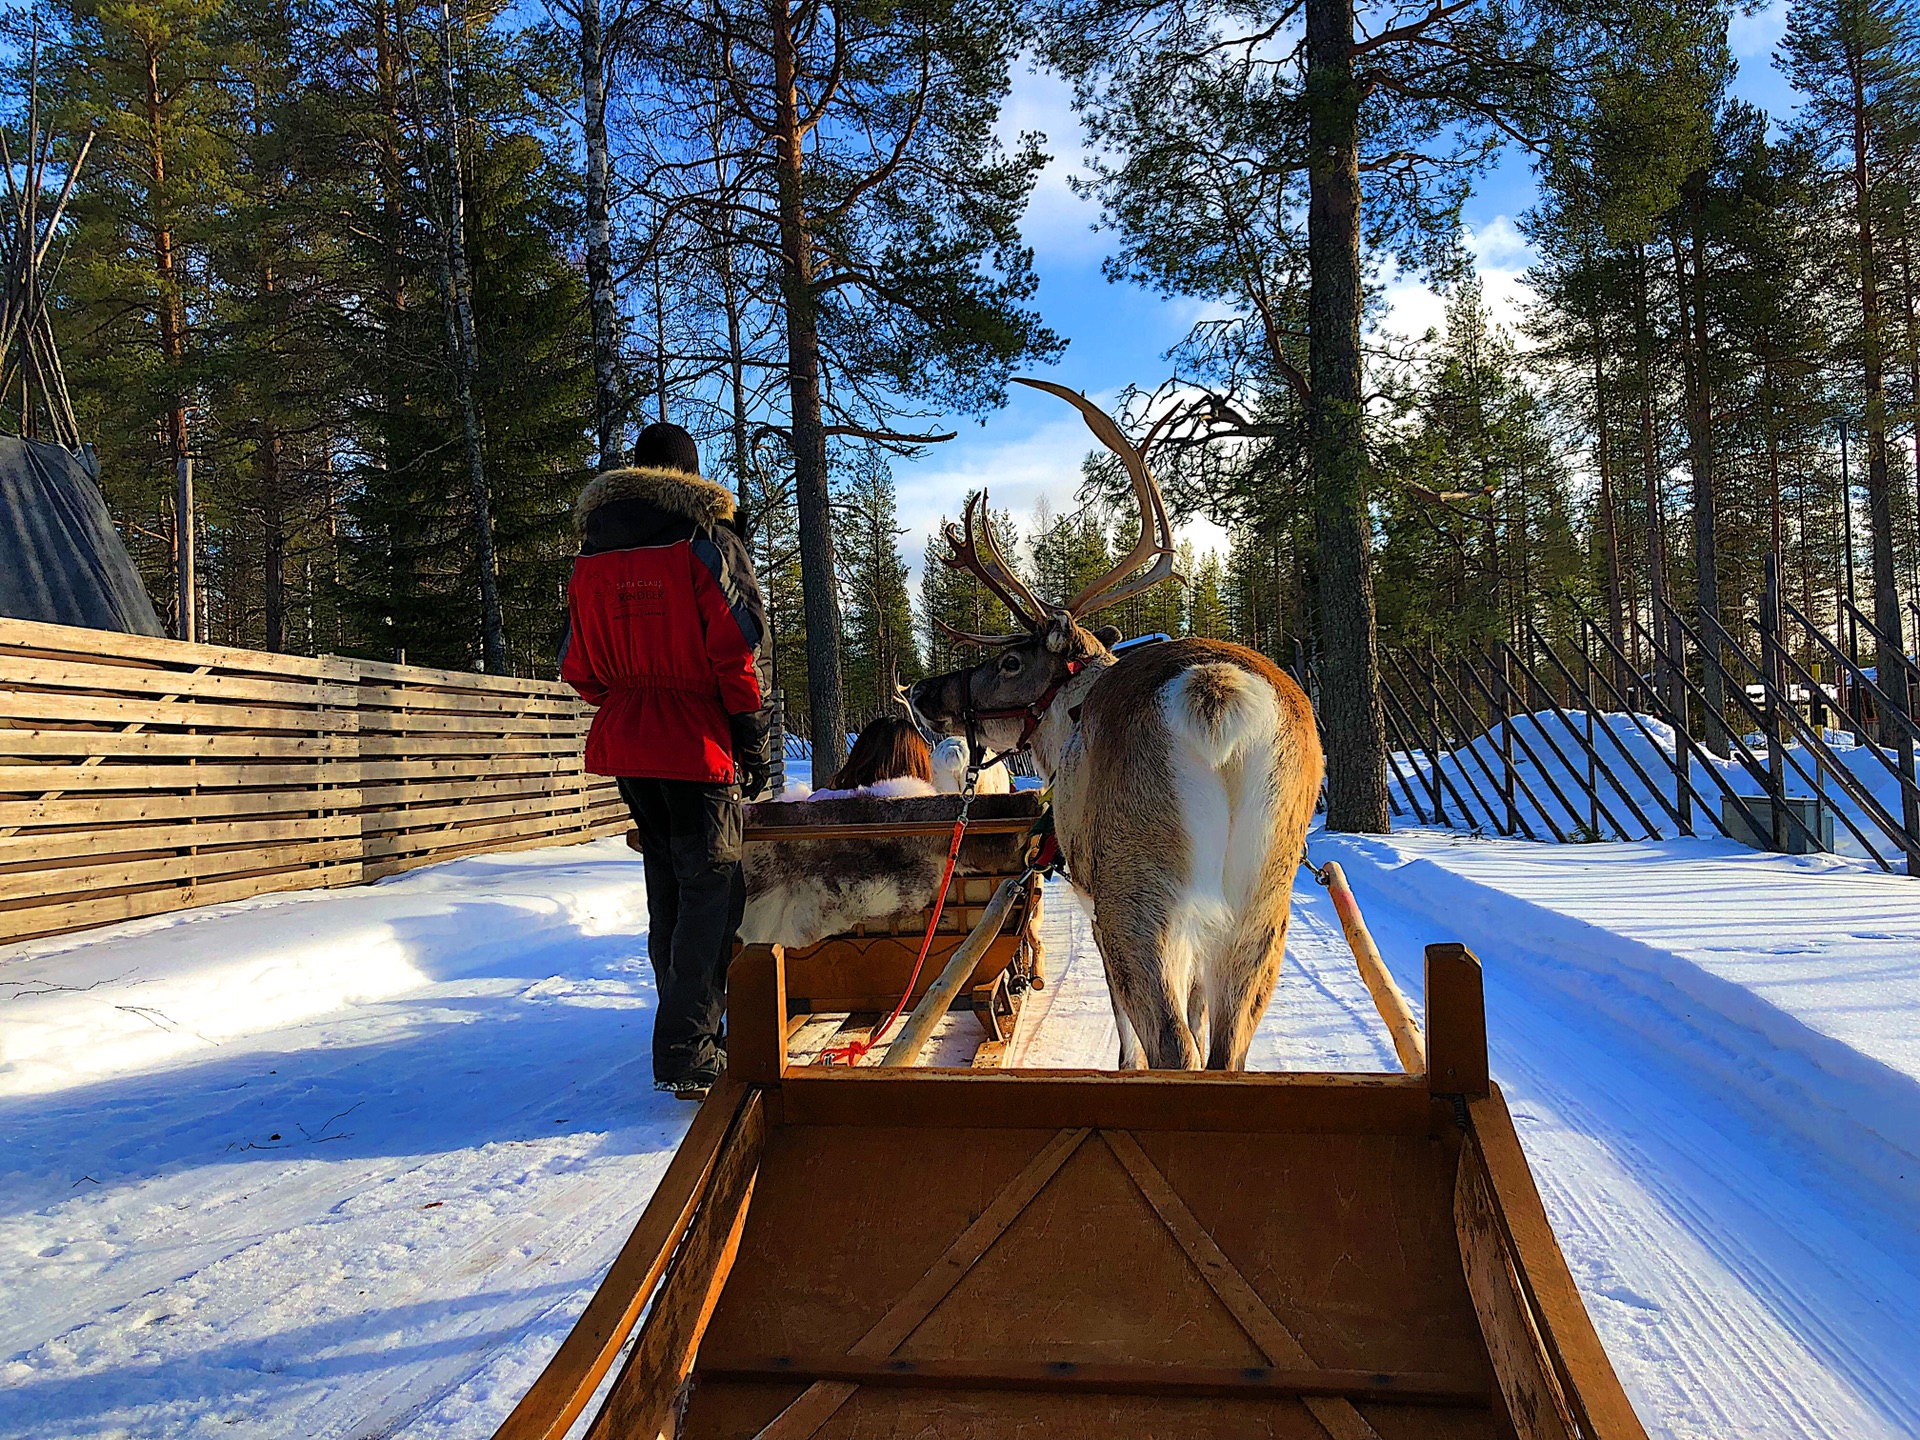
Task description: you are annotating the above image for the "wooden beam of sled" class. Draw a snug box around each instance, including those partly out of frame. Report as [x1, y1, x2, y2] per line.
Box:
[743, 817, 1033, 842]
[587, 1092, 767, 1440]
[1463, 1086, 1650, 1440]
[1318, 860, 1425, 1074]
[881, 872, 1025, 1066]
[490, 1084, 756, 1440]
[749, 1127, 1091, 1440]
[699, 1356, 1491, 1406]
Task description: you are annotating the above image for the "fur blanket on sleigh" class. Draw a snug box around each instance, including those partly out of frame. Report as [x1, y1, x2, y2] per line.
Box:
[739, 790, 1043, 950]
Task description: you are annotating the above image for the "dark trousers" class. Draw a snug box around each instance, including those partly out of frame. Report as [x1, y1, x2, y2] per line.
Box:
[618, 776, 745, 1082]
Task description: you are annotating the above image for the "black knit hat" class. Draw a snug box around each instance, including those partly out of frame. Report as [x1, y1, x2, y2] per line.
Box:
[631, 422, 701, 475]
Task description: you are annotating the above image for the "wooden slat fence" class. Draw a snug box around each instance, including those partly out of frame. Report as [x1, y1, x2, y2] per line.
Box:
[0, 617, 627, 945]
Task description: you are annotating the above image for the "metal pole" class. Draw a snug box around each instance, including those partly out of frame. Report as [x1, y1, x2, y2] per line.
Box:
[1665, 605, 1691, 836]
[175, 453, 196, 643]
[1493, 651, 1511, 834]
[1585, 645, 1599, 838]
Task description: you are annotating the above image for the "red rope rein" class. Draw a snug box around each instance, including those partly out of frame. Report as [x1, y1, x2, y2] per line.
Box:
[818, 799, 972, 1067]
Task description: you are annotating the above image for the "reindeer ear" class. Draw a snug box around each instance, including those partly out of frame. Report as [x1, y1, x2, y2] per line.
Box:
[1043, 611, 1077, 654]
[1092, 625, 1122, 650]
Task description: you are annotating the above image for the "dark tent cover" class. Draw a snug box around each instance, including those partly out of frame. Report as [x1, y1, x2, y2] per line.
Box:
[0, 432, 163, 637]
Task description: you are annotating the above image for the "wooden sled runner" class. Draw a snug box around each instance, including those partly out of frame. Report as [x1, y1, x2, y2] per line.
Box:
[494, 919, 1648, 1439]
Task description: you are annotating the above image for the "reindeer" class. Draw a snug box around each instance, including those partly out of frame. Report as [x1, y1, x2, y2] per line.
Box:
[906, 380, 1323, 1071]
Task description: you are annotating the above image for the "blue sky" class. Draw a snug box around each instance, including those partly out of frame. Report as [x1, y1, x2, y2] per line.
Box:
[890, 0, 1798, 582]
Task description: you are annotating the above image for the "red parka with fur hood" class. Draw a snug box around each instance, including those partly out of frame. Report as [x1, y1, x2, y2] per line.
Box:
[562, 465, 771, 783]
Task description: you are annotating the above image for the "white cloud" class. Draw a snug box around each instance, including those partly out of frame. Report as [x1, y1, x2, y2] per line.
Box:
[894, 389, 1230, 587]
[1729, 0, 1787, 60]
[1000, 62, 1107, 262]
[1378, 215, 1539, 346]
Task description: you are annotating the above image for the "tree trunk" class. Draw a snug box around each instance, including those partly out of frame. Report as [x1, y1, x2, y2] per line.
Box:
[713, 115, 752, 514]
[1633, 243, 1668, 627]
[579, 0, 622, 470]
[1902, 229, 1920, 526]
[1305, 0, 1387, 832]
[1851, 38, 1904, 732]
[432, 0, 507, 673]
[374, 0, 414, 655]
[1764, 357, 1783, 560]
[1593, 341, 1625, 677]
[1672, 199, 1726, 754]
[144, 41, 193, 641]
[652, 255, 670, 423]
[772, 0, 847, 781]
[261, 418, 286, 652]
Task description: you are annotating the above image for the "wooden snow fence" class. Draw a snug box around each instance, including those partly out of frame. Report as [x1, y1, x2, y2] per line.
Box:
[0, 617, 627, 946]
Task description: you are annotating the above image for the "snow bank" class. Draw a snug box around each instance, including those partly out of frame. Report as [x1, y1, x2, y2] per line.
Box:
[1, 840, 651, 1097]
[7, 826, 1919, 1437]
[0, 838, 680, 1439]
[1314, 829, 1920, 1218]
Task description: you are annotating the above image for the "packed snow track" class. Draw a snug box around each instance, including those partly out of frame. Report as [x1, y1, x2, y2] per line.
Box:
[1, 833, 1916, 1438]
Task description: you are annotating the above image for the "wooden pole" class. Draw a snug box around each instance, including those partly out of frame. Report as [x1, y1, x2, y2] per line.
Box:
[1424, 943, 1488, 1101]
[881, 874, 1025, 1068]
[1315, 861, 1424, 1075]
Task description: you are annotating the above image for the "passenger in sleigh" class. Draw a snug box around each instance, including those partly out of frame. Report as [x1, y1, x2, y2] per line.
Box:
[788, 716, 936, 801]
[777, 714, 1010, 802]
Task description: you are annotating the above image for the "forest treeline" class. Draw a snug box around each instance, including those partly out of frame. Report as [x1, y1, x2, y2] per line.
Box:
[10, 0, 1920, 805]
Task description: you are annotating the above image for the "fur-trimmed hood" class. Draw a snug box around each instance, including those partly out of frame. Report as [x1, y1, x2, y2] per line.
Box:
[574, 465, 736, 532]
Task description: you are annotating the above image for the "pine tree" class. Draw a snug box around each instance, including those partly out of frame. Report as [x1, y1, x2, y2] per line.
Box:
[651, 0, 1062, 783]
[1043, 0, 1572, 832]
[919, 492, 1026, 674]
[1186, 550, 1229, 639]
[839, 456, 923, 722]
[41, 0, 241, 637]
[1780, 0, 1920, 721]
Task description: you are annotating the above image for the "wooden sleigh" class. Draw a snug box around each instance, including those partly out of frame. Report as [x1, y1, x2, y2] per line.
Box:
[737, 794, 1048, 1068]
[494, 891, 1649, 1440]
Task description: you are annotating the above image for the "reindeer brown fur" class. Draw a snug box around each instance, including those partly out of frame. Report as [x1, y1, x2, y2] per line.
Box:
[907, 381, 1323, 1070]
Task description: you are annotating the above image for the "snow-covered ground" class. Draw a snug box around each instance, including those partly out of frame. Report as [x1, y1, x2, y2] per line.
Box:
[3, 831, 1918, 1437]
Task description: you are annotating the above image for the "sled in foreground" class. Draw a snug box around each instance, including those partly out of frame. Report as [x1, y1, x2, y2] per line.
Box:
[494, 936, 1648, 1440]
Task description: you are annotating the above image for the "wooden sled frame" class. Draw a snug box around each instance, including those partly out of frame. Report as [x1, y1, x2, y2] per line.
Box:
[495, 940, 1649, 1440]
[741, 811, 1046, 1060]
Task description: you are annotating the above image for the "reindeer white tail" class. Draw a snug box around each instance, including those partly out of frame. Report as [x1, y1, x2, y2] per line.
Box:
[1159, 662, 1295, 1065]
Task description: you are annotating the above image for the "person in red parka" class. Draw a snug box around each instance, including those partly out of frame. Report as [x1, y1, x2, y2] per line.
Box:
[562, 423, 771, 1096]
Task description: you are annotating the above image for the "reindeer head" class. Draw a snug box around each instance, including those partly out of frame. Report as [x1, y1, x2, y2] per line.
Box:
[906, 379, 1178, 762]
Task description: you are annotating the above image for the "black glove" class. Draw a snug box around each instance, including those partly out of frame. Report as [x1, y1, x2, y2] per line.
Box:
[739, 752, 774, 800]
[731, 710, 774, 799]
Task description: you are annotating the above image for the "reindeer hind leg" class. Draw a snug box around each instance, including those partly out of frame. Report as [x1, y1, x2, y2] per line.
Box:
[1207, 903, 1290, 1070]
[1094, 903, 1201, 1070]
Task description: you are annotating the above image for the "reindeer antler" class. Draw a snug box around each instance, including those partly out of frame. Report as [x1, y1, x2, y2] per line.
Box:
[892, 665, 940, 740]
[1013, 378, 1180, 618]
[939, 491, 1050, 630]
[933, 617, 1031, 648]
